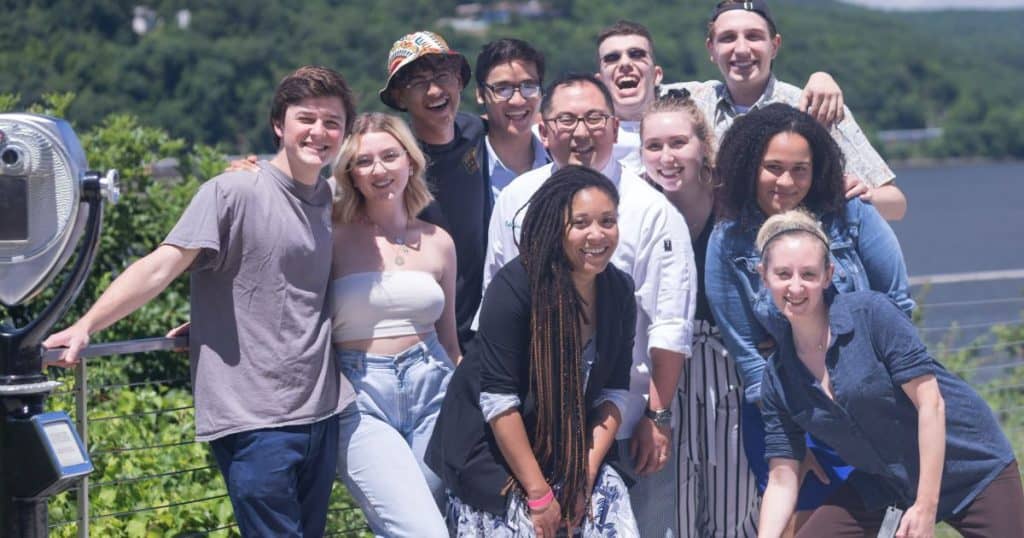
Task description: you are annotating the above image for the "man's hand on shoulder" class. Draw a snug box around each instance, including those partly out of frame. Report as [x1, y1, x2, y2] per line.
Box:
[225, 154, 260, 173]
[800, 72, 845, 126]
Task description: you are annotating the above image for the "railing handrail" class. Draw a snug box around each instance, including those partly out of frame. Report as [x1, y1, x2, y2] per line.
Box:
[42, 336, 188, 363]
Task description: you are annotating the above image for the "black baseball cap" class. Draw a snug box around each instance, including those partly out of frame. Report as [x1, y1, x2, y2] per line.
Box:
[708, 1, 776, 32]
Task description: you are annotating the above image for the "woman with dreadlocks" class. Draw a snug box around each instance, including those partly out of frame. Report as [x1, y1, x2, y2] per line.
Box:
[426, 165, 640, 537]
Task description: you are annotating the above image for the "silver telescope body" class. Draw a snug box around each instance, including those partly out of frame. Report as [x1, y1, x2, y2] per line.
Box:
[0, 113, 118, 307]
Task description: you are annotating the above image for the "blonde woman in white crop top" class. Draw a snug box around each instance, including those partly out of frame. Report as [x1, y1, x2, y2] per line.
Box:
[331, 113, 460, 538]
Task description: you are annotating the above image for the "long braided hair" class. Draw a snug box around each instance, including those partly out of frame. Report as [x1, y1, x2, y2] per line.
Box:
[515, 165, 620, 524]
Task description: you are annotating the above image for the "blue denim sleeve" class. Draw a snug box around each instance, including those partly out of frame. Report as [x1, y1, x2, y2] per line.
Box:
[852, 199, 915, 318]
[706, 224, 771, 403]
[761, 368, 805, 463]
[867, 294, 935, 386]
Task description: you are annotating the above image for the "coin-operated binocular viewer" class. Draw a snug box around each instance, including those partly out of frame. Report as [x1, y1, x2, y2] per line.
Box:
[0, 114, 118, 536]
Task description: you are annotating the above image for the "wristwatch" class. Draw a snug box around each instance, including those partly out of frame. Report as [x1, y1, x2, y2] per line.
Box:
[644, 406, 672, 428]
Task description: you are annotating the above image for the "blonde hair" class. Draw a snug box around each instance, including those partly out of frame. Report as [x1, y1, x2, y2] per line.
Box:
[640, 92, 717, 187]
[333, 113, 432, 223]
[756, 208, 831, 267]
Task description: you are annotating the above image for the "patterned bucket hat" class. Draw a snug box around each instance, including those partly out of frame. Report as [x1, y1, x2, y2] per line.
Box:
[379, 30, 471, 110]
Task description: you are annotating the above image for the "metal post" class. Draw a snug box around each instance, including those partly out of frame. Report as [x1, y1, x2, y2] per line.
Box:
[74, 360, 88, 538]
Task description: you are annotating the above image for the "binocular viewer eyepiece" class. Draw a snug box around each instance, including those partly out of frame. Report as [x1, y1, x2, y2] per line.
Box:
[0, 113, 119, 308]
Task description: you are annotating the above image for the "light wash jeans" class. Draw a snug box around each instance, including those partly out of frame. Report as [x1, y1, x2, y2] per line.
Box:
[335, 333, 453, 538]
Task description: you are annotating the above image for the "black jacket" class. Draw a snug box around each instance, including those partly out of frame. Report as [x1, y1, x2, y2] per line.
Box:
[417, 112, 491, 350]
[425, 257, 636, 515]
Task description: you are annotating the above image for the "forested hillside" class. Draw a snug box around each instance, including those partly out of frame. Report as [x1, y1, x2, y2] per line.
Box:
[2, 0, 1022, 158]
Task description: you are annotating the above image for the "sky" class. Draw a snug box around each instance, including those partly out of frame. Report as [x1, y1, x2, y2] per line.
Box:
[840, 0, 1024, 9]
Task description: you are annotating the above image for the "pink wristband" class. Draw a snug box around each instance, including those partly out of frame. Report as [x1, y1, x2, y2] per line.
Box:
[527, 489, 555, 511]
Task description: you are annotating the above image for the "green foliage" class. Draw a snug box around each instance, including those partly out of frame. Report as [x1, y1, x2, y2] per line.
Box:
[0, 93, 21, 113]
[1, 0, 1021, 158]
[27, 92, 76, 117]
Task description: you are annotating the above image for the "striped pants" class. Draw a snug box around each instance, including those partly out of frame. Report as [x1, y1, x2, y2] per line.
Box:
[677, 320, 759, 537]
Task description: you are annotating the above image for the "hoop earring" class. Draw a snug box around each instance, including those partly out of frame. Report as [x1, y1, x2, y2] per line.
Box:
[699, 163, 714, 186]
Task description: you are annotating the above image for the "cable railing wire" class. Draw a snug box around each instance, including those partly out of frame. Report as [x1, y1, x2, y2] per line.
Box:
[198, 521, 239, 534]
[916, 296, 1024, 309]
[49, 377, 191, 400]
[88, 376, 190, 392]
[87, 493, 230, 522]
[937, 339, 1024, 355]
[90, 438, 199, 456]
[919, 319, 1024, 332]
[88, 404, 193, 423]
[62, 465, 217, 490]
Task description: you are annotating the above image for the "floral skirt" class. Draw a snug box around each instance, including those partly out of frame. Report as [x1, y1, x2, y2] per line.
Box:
[448, 464, 639, 537]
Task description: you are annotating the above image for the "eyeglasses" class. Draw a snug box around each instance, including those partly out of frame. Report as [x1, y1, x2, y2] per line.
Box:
[484, 82, 541, 101]
[543, 111, 612, 133]
[600, 48, 650, 64]
[351, 150, 406, 170]
[404, 71, 458, 91]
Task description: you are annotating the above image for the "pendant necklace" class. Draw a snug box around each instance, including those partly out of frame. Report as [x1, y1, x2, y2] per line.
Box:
[375, 223, 410, 266]
[391, 234, 410, 266]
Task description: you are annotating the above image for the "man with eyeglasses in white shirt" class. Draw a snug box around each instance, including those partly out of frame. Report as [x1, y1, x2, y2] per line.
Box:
[483, 72, 697, 538]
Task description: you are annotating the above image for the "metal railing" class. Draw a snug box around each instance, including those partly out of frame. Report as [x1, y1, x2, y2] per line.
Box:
[39, 283, 1024, 537]
[42, 337, 368, 537]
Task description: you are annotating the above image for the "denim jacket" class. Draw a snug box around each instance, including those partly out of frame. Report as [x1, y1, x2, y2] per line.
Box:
[706, 198, 914, 403]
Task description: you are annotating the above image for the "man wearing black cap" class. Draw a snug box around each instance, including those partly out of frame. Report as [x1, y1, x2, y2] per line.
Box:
[662, 0, 907, 220]
[380, 31, 491, 351]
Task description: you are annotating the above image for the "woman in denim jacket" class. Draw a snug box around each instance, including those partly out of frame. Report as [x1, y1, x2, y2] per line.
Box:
[705, 103, 914, 526]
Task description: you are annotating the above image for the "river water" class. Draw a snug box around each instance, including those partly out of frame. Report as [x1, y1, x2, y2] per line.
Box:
[888, 161, 1024, 351]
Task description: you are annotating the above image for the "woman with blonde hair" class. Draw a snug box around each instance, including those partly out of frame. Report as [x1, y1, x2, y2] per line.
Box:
[640, 89, 758, 536]
[755, 209, 1022, 537]
[332, 112, 459, 537]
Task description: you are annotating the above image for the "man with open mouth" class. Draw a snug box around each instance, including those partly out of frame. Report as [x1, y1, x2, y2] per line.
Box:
[660, 1, 907, 221]
[380, 30, 492, 351]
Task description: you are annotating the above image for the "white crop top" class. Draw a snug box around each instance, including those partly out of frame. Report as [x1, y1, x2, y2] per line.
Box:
[331, 271, 445, 342]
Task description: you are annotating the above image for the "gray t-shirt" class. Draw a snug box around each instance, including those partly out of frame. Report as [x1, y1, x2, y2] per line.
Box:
[164, 161, 354, 441]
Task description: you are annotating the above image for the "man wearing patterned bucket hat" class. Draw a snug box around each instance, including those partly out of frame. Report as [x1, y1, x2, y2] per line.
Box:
[381, 30, 491, 353]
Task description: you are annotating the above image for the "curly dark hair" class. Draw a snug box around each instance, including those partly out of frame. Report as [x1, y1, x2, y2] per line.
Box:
[516, 164, 619, 525]
[715, 103, 846, 225]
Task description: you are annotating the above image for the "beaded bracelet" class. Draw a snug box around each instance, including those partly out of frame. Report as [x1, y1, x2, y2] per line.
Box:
[527, 489, 555, 511]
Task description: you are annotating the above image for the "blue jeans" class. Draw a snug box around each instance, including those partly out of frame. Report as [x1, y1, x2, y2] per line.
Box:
[336, 334, 453, 538]
[210, 415, 339, 537]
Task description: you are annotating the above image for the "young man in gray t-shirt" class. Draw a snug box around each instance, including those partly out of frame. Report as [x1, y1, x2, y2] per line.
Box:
[44, 66, 356, 536]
